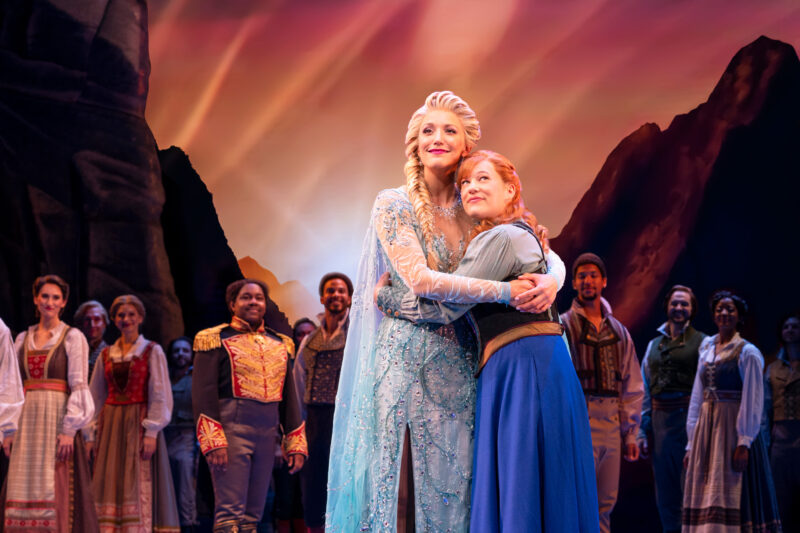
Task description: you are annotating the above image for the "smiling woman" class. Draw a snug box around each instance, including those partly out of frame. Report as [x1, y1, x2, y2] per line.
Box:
[89, 294, 180, 532]
[3, 275, 98, 532]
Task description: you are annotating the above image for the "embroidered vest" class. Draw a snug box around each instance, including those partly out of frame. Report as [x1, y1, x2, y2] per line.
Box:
[303, 320, 348, 405]
[103, 343, 153, 405]
[768, 360, 800, 421]
[645, 326, 705, 396]
[17, 327, 71, 393]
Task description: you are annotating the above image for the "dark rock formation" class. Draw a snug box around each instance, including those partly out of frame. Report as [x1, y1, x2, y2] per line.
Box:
[553, 36, 800, 356]
[0, 1, 290, 343]
[0, 0, 183, 343]
[160, 148, 291, 337]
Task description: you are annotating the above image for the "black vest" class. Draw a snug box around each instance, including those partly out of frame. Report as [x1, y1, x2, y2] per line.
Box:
[471, 222, 560, 354]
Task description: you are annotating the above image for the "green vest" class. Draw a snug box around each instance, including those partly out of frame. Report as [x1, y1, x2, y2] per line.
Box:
[645, 325, 705, 396]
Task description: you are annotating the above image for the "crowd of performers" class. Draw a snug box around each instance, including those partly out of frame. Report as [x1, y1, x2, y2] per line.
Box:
[0, 89, 797, 533]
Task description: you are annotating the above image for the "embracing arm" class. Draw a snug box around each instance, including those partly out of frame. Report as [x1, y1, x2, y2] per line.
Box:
[373, 190, 511, 304]
[376, 227, 521, 324]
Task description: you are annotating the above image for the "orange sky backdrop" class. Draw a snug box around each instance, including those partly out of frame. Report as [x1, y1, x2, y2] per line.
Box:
[145, 0, 800, 316]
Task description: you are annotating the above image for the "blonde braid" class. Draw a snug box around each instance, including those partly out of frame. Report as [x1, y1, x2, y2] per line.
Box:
[404, 91, 481, 269]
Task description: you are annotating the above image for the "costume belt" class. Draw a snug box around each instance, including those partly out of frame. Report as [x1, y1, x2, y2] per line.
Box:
[652, 395, 691, 410]
[479, 321, 563, 374]
[24, 378, 69, 394]
[702, 389, 741, 402]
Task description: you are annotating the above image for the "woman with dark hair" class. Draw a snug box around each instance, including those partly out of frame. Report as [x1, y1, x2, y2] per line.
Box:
[3, 275, 98, 532]
[683, 290, 781, 532]
[763, 312, 800, 531]
[164, 336, 198, 532]
[90, 294, 179, 532]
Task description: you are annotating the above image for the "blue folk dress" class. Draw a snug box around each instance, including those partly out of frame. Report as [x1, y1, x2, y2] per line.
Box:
[326, 188, 515, 532]
[377, 221, 599, 533]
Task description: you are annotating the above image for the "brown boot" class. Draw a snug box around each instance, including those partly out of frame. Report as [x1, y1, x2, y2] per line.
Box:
[238, 521, 258, 533]
[213, 519, 239, 533]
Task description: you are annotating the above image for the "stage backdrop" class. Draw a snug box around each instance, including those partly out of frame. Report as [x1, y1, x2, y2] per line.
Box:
[146, 0, 800, 326]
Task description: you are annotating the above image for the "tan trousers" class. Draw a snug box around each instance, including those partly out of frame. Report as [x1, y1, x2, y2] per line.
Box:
[587, 397, 622, 533]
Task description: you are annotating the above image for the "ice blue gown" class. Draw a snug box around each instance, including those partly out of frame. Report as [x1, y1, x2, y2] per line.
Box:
[377, 221, 599, 533]
[326, 188, 514, 532]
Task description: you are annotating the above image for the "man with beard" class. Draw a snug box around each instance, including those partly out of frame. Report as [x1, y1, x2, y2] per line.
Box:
[561, 253, 643, 533]
[293, 272, 352, 533]
[193, 279, 307, 533]
[637, 286, 705, 533]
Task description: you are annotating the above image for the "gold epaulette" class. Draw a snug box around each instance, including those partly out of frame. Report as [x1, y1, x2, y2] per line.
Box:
[264, 326, 295, 357]
[193, 324, 229, 352]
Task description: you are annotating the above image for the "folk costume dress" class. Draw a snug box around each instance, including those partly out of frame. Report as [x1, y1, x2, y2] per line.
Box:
[377, 222, 597, 533]
[326, 188, 565, 533]
[89, 335, 179, 533]
[0, 318, 24, 485]
[4, 322, 98, 533]
[683, 334, 781, 533]
[191, 316, 308, 532]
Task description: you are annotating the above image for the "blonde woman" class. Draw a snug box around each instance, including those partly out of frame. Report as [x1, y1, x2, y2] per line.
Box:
[89, 294, 179, 532]
[326, 92, 564, 532]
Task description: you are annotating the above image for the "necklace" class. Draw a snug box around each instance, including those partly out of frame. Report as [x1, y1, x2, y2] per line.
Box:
[431, 196, 462, 218]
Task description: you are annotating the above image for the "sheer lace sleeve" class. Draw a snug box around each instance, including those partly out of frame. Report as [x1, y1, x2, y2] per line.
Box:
[373, 189, 510, 304]
[376, 226, 520, 323]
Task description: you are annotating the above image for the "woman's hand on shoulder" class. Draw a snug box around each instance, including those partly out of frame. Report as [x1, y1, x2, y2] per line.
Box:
[512, 273, 557, 313]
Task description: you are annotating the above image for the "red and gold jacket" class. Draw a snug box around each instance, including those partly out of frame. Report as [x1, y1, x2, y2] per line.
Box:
[191, 316, 307, 458]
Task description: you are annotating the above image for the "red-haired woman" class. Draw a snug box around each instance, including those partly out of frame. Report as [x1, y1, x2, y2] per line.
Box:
[3, 275, 98, 532]
[89, 294, 179, 532]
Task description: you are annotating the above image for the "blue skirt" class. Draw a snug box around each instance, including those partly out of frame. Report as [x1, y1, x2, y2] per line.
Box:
[470, 335, 599, 533]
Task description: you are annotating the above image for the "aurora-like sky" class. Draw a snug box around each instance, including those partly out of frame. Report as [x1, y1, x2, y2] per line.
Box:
[145, 0, 800, 313]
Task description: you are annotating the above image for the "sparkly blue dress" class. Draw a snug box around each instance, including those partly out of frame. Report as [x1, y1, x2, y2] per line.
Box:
[377, 222, 599, 533]
[326, 188, 513, 532]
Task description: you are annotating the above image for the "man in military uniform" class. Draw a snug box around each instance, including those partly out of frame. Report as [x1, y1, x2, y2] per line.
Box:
[560, 253, 644, 533]
[293, 272, 352, 533]
[193, 279, 307, 533]
[637, 285, 705, 533]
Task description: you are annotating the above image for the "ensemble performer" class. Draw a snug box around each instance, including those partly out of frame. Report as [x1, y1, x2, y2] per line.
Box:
[2, 275, 98, 532]
[638, 285, 706, 533]
[374, 150, 598, 533]
[89, 294, 179, 532]
[293, 273, 352, 533]
[0, 316, 24, 483]
[192, 279, 307, 533]
[164, 336, 199, 532]
[683, 290, 781, 532]
[326, 91, 562, 532]
[560, 254, 644, 533]
[763, 313, 800, 532]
